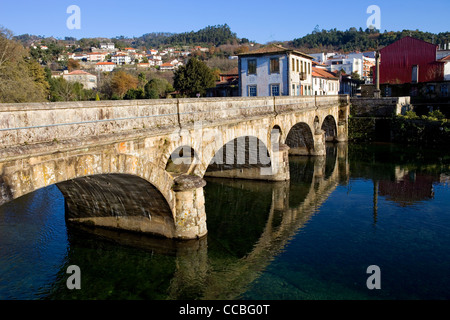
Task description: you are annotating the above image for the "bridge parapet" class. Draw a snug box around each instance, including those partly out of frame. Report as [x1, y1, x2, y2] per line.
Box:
[0, 96, 348, 151]
[0, 99, 179, 149]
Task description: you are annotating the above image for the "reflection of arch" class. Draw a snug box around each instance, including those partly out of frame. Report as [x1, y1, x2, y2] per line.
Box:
[165, 145, 199, 175]
[324, 144, 337, 179]
[285, 122, 315, 156]
[199, 146, 345, 300]
[321, 115, 337, 142]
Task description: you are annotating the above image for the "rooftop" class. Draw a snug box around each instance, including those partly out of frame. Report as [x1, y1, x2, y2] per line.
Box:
[312, 67, 339, 79]
[65, 70, 95, 76]
[237, 44, 313, 60]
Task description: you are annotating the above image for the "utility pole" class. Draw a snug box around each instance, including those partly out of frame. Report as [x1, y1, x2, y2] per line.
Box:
[374, 50, 381, 98]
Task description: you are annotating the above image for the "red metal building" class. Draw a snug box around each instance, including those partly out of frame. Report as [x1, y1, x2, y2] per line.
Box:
[375, 36, 444, 84]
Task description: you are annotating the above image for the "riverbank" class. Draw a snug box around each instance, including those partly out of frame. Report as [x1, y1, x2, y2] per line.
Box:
[349, 111, 450, 145]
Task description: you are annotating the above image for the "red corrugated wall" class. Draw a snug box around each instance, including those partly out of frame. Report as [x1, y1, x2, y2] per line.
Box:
[376, 37, 444, 84]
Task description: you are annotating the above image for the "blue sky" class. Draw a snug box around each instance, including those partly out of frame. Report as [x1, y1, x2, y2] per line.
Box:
[0, 0, 448, 43]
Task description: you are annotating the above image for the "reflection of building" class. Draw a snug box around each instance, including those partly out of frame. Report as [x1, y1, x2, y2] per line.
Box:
[378, 172, 438, 207]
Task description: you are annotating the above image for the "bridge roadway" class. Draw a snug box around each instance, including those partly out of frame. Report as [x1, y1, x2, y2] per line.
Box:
[0, 95, 350, 240]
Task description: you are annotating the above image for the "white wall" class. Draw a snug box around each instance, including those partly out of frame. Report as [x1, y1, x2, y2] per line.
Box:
[239, 55, 287, 97]
[444, 62, 450, 81]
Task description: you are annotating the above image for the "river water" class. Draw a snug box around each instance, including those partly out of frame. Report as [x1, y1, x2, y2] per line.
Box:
[1, 142, 450, 300]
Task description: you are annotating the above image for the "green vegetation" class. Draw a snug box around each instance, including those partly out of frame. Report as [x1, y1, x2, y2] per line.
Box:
[0, 27, 49, 103]
[350, 110, 450, 146]
[291, 27, 450, 53]
[173, 57, 216, 97]
[135, 24, 239, 48]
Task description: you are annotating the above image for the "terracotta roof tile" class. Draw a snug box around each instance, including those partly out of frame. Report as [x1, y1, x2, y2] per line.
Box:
[237, 44, 313, 60]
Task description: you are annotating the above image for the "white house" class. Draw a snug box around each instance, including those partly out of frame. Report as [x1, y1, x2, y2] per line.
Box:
[100, 43, 115, 51]
[72, 53, 88, 61]
[322, 52, 375, 82]
[168, 59, 183, 68]
[62, 70, 97, 89]
[95, 62, 116, 72]
[111, 53, 132, 65]
[237, 44, 314, 97]
[440, 55, 450, 81]
[312, 67, 340, 96]
[160, 63, 175, 71]
[87, 52, 107, 62]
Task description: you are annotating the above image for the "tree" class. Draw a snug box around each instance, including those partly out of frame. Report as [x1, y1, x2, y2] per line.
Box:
[144, 78, 174, 99]
[110, 70, 139, 98]
[67, 58, 80, 72]
[48, 77, 89, 101]
[351, 71, 361, 81]
[0, 27, 49, 102]
[173, 57, 215, 97]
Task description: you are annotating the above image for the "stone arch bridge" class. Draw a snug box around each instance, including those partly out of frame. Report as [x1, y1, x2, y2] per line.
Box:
[0, 95, 349, 240]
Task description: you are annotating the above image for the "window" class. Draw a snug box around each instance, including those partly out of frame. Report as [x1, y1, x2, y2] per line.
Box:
[292, 84, 296, 95]
[412, 65, 419, 83]
[248, 59, 257, 75]
[292, 58, 295, 72]
[296, 60, 299, 72]
[270, 84, 280, 96]
[442, 84, 448, 97]
[270, 58, 280, 74]
[248, 85, 257, 97]
[308, 62, 311, 75]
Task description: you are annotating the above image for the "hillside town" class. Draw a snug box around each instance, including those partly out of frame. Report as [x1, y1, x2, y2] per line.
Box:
[29, 36, 449, 104]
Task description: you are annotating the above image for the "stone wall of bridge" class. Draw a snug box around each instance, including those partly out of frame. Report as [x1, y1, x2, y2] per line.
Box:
[0, 96, 349, 240]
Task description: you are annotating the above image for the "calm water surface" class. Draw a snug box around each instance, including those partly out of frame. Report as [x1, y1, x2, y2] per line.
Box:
[1, 143, 450, 300]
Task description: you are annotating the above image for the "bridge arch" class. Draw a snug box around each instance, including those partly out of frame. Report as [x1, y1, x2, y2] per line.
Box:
[321, 115, 338, 142]
[0, 153, 177, 229]
[203, 135, 272, 180]
[285, 122, 315, 156]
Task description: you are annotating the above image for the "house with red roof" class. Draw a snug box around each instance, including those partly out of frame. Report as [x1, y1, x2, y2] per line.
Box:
[312, 67, 340, 96]
[95, 62, 116, 72]
[160, 63, 175, 71]
[62, 70, 97, 89]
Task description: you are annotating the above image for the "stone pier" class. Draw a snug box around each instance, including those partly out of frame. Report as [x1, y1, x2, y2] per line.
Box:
[172, 175, 208, 240]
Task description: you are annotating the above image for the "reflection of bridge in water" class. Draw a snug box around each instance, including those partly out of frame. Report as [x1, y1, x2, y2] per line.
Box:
[65, 143, 350, 300]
